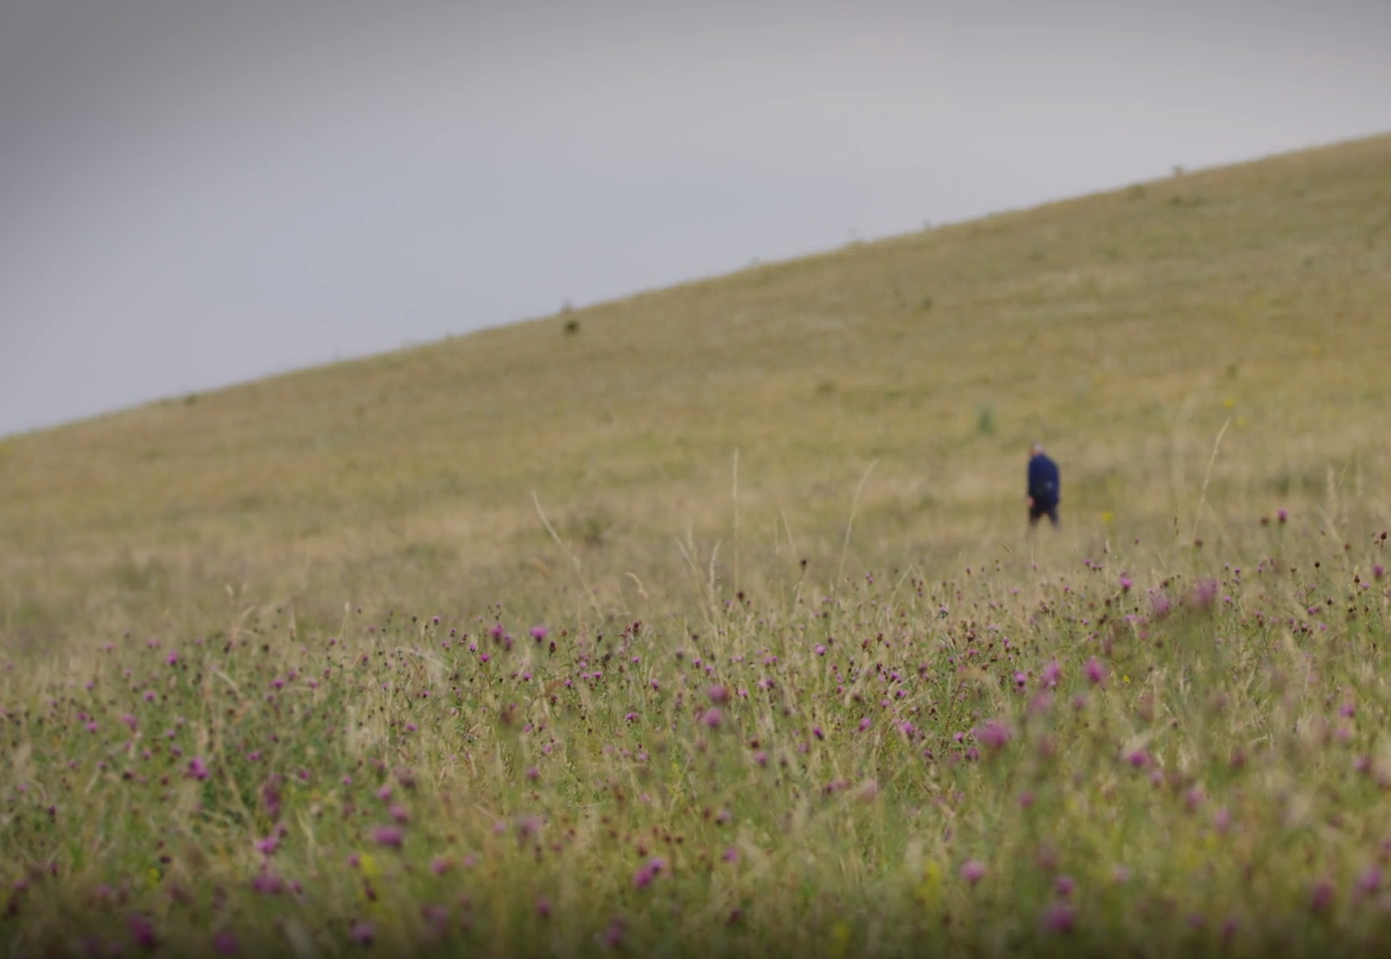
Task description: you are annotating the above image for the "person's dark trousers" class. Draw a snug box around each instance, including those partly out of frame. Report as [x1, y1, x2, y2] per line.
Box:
[1029, 500, 1060, 528]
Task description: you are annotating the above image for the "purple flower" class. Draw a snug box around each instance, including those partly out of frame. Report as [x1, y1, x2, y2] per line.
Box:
[974, 720, 1012, 750]
[1119, 574, 1133, 592]
[602, 918, 626, 948]
[1084, 657, 1106, 686]
[708, 684, 730, 704]
[186, 757, 209, 781]
[1374, 565, 1386, 581]
[858, 717, 872, 732]
[722, 846, 740, 863]
[1278, 508, 1288, 524]
[1358, 866, 1382, 895]
[1013, 671, 1027, 690]
[1055, 875, 1076, 898]
[960, 860, 986, 885]
[1310, 878, 1335, 915]
[250, 869, 285, 895]
[255, 836, 279, 857]
[1149, 590, 1172, 618]
[212, 929, 239, 955]
[1126, 749, 1149, 768]
[349, 920, 375, 946]
[536, 897, 552, 919]
[128, 914, 157, 950]
[530, 625, 549, 642]
[1040, 902, 1075, 934]
[372, 825, 404, 850]
[1040, 660, 1061, 689]
[389, 804, 410, 824]
[1214, 807, 1232, 834]
[701, 708, 722, 729]
[120, 713, 138, 731]
[1192, 577, 1219, 608]
[812, 726, 825, 740]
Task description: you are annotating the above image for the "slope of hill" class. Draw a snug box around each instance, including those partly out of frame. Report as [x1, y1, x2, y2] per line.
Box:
[2, 134, 1390, 646]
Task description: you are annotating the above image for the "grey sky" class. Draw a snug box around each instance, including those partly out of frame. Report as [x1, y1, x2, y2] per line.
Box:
[2, 0, 1388, 438]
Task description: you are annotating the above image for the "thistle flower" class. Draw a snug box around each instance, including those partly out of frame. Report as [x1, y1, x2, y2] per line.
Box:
[1149, 590, 1172, 618]
[1310, 878, 1335, 915]
[701, 708, 722, 729]
[974, 720, 1012, 750]
[1358, 866, 1382, 896]
[708, 684, 729, 704]
[960, 860, 986, 885]
[128, 914, 157, 950]
[1193, 577, 1219, 608]
[1040, 902, 1075, 934]
[371, 825, 404, 850]
[1084, 658, 1106, 686]
[186, 757, 209, 781]
[349, 921, 375, 946]
[1040, 660, 1061, 689]
[212, 930, 239, 956]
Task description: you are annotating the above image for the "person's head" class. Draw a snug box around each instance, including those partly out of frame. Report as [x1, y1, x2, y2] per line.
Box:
[1030, 442, 1045, 458]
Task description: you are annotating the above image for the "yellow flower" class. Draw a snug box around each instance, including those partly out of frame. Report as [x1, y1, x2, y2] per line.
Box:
[1101, 512, 1114, 525]
[829, 921, 853, 959]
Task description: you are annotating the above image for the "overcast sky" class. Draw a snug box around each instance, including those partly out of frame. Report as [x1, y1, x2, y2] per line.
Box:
[1, 0, 1388, 438]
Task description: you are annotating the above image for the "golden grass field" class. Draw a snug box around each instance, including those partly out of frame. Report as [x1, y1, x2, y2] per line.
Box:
[3, 134, 1391, 958]
[2, 133, 1390, 649]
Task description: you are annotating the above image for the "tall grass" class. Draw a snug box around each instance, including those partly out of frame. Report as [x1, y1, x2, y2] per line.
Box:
[3, 510, 1391, 955]
[2, 135, 1391, 954]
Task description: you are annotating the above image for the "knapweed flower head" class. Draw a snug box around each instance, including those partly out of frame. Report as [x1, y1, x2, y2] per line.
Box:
[349, 921, 375, 946]
[1084, 657, 1106, 686]
[960, 860, 986, 885]
[186, 757, 209, 781]
[1040, 902, 1075, 935]
[1192, 577, 1219, 609]
[974, 719, 1012, 750]
[212, 930, 239, 956]
[1310, 878, 1335, 915]
[128, 914, 157, 950]
[1358, 866, 1382, 896]
[1040, 660, 1061, 689]
[529, 625, 549, 642]
[700, 708, 722, 729]
[1119, 573, 1133, 592]
[707, 684, 729, 704]
[1149, 590, 1172, 618]
[371, 825, 404, 850]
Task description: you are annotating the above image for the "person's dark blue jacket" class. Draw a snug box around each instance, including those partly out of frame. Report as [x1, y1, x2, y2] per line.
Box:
[1028, 453, 1060, 505]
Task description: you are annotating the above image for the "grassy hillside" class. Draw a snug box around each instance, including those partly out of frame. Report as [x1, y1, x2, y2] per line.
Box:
[2, 136, 1391, 957]
[3, 134, 1391, 646]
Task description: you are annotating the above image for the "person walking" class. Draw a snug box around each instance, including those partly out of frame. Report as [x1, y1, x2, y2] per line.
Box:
[1027, 442, 1061, 528]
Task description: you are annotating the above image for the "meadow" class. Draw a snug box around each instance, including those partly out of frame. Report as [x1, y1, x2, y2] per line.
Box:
[0, 134, 1390, 955]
